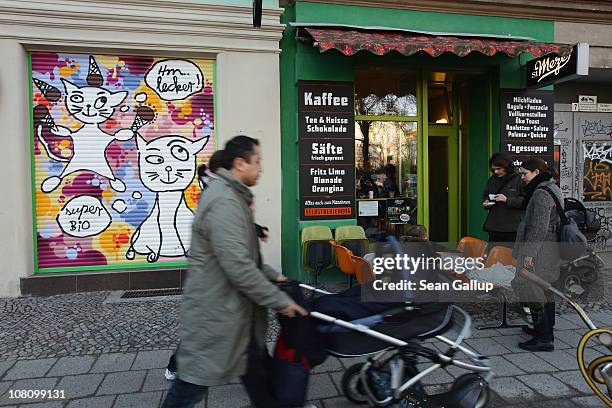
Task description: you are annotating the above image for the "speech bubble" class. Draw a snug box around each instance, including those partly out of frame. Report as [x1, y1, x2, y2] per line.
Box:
[145, 59, 204, 101]
[56, 195, 112, 237]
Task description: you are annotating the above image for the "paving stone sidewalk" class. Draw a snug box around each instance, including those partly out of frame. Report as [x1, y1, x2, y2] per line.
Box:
[0, 254, 610, 407]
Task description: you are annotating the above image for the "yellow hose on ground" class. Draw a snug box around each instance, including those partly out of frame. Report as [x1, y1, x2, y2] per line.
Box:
[576, 328, 612, 407]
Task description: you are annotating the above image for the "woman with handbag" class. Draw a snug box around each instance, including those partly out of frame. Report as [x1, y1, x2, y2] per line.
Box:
[511, 158, 562, 352]
[482, 153, 525, 247]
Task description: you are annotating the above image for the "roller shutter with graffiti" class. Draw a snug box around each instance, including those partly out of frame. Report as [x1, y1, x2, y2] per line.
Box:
[31, 52, 215, 270]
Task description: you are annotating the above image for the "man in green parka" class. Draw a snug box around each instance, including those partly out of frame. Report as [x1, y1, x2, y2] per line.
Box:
[162, 135, 306, 408]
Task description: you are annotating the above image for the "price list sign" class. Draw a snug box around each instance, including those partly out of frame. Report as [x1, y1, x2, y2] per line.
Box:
[500, 89, 554, 166]
[298, 81, 355, 220]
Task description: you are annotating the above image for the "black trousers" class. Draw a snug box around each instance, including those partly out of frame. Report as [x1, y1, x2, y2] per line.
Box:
[529, 292, 556, 342]
[487, 232, 517, 249]
[161, 339, 280, 408]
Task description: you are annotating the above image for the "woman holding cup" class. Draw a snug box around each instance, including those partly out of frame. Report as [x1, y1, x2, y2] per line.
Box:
[482, 152, 525, 247]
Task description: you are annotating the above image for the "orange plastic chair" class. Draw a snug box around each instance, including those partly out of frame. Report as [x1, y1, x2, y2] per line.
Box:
[484, 246, 516, 268]
[351, 254, 374, 284]
[478, 245, 523, 331]
[457, 237, 487, 259]
[330, 241, 356, 286]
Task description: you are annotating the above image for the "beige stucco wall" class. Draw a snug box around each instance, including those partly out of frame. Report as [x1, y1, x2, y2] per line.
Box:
[216, 52, 283, 273]
[0, 40, 33, 298]
[555, 21, 612, 68]
[0, 0, 284, 297]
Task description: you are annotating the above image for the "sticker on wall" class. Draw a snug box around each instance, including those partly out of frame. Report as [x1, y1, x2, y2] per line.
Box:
[31, 52, 215, 270]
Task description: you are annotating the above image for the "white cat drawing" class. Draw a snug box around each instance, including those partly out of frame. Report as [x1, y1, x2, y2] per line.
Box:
[126, 134, 209, 262]
[36, 56, 136, 193]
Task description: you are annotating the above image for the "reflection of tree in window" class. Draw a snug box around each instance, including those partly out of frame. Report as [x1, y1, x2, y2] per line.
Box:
[356, 120, 417, 197]
[354, 69, 418, 198]
[355, 93, 416, 175]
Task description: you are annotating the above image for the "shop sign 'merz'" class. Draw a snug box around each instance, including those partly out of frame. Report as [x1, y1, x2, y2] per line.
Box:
[525, 43, 589, 89]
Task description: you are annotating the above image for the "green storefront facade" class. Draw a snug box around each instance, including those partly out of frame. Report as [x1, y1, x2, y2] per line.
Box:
[279, 1, 557, 281]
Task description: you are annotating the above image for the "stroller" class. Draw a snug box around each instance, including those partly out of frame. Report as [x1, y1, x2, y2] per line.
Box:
[554, 198, 606, 296]
[276, 237, 492, 408]
[303, 284, 492, 408]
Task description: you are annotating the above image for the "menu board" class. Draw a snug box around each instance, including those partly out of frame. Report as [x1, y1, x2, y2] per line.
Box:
[298, 81, 355, 220]
[500, 89, 554, 166]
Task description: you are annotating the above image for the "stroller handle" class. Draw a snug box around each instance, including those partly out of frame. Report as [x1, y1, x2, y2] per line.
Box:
[518, 268, 551, 290]
[518, 268, 597, 330]
[298, 283, 333, 295]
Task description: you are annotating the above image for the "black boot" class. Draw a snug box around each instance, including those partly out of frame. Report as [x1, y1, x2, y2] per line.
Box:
[518, 337, 554, 352]
[522, 326, 536, 336]
[522, 325, 554, 341]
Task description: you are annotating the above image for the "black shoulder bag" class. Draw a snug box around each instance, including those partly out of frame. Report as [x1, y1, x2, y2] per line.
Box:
[541, 186, 587, 260]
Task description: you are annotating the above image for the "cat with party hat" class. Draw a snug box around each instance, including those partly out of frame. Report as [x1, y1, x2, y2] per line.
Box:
[34, 55, 153, 193]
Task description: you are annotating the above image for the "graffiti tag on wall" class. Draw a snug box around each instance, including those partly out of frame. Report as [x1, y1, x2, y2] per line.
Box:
[581, 119, 612, 138]
[554, 112, 574, 198]
[585, 205, 612, 251]
[583, 141, 612, 201]
[32, 53, 214, 269]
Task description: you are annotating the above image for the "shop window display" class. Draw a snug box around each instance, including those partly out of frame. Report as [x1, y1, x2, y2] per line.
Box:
[354, 69, 418, 237]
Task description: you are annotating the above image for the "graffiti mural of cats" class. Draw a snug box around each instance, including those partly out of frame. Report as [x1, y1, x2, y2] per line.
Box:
[31, 52, 215, 269]
[126, 135, 209, 262]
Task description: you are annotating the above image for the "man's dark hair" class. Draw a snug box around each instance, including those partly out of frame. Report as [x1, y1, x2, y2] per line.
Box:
[208, 150, 226, 173]
[197, 164, 208, 178]
[489, 152, 514, 172]
[224, 135, 260, 169]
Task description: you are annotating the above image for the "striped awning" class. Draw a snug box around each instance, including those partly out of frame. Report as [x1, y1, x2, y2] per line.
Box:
[296, 26, 573, 58]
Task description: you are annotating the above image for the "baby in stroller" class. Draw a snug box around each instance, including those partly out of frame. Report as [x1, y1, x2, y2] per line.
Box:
[276, 239, 492, 408]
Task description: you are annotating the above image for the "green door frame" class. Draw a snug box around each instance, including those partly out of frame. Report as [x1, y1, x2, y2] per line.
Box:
[353, 68, 488, 243]
[424, 71, 461, 242]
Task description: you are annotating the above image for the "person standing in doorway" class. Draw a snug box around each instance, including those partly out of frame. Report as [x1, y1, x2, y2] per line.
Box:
[512, 157, 561, 352]
[161, 136, 306, 408]
[482, 152, 525, 247]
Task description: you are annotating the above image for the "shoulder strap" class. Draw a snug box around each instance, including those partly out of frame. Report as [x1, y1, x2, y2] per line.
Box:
[541, 186, 568, 224]
[495, 173, 518, 194]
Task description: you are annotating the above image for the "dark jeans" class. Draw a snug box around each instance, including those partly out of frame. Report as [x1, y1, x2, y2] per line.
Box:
[161, 378, 207, 408]
[161, 339, 280, 408]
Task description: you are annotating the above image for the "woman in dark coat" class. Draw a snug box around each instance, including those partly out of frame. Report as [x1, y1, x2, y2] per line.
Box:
[511, 158, 562, 352]
[482, 153, 525, 246]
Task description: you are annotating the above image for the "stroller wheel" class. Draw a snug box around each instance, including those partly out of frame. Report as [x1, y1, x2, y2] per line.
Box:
[573, 264, 599, 284]
[447, 374, 489, 408]
[341, 363, 368, 405]
[559, 273, 585, 297]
